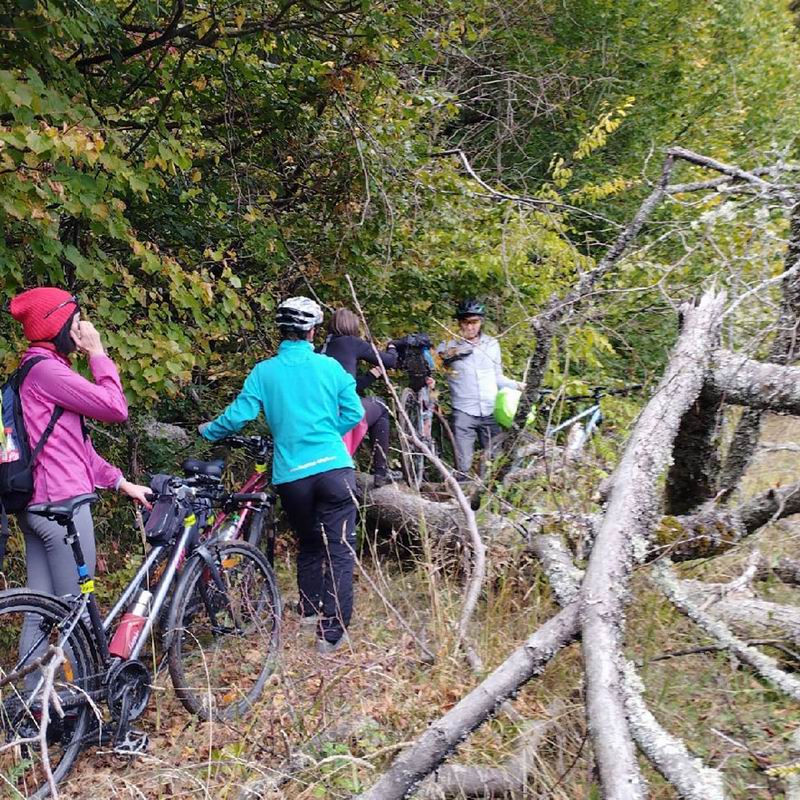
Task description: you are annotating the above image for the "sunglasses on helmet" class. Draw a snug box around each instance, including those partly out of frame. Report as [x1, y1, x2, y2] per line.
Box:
[43, 296, 79, 319]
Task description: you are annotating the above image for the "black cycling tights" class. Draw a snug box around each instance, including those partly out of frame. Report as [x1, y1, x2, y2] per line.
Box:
[277, 467, 357, 644]
[362, 397, 389, 476]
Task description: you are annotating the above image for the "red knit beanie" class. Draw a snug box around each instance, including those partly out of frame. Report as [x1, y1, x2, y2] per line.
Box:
[9, 287, 78, 342]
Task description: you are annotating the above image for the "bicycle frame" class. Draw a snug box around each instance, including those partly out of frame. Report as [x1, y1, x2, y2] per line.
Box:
[546, 402, 603, 438]
[413, 385, 435, 440]
[207, 438, 272, 542]
[52, 504, 203, 669]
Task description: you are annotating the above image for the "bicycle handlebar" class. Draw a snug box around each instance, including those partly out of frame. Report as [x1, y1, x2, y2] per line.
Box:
[221, 435, 272, 455]
[150, 479, 271, 507]
[562, 384, 643, 402]
[231, 491, 270, 504]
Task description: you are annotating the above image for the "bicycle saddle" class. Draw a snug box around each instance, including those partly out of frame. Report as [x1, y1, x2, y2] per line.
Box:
[27, 493, 100, 521]
[182, 458, 224, 479]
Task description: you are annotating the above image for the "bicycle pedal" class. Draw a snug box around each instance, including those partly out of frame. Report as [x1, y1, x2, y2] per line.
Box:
[113, 729, 148, 757]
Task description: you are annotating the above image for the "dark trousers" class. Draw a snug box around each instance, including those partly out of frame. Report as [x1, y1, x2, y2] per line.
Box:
[452, 409, 502, 476]
[277, 467, 357, 643]
[362, 397, 389, 476]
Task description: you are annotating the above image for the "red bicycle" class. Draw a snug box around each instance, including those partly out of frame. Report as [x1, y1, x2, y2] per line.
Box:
[204, 435, 276, 561]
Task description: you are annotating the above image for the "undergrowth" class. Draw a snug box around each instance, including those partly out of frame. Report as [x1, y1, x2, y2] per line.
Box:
[21, 415, 800, 798]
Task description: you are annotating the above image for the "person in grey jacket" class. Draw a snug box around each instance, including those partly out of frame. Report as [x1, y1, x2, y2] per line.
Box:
[437, 299, 523, 478]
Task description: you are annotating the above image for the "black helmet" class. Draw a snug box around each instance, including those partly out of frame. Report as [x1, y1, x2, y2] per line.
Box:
[275, 296, 324, 331]
[455, 298, 486, 319]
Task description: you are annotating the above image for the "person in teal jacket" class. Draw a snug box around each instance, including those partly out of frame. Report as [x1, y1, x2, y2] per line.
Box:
[199, 297, 364, 653]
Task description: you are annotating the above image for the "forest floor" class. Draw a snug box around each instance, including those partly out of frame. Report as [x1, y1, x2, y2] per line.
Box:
[56, 415, 800, 799]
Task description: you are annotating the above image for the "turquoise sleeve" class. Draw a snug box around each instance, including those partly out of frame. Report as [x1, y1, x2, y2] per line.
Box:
[201, 368, 262, 441]
[336, 370, 365, 434]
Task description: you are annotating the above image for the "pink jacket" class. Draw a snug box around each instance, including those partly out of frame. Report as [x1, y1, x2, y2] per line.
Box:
[20, 347, 128, 504]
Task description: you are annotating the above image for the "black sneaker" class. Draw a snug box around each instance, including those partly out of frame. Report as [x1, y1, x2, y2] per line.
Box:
[373, 469, 401, 488]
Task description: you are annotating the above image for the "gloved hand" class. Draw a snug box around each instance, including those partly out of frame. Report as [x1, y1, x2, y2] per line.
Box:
[197, 421, 212, 438]
[441, 346, 471, 367]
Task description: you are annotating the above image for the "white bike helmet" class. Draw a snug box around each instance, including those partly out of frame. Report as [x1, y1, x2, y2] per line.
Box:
[275, 296, 324, 331]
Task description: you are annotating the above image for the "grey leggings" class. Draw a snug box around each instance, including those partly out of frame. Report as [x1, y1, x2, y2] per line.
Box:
[18, 506, 96, 671]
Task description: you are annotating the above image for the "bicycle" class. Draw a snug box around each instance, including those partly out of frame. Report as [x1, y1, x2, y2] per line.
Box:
[510, 384, 642, 470]
[139, 436, 276, 643]
[393, 334, 457, 490]
[202, 434, 277, 560]
[0, 475, 281, 798]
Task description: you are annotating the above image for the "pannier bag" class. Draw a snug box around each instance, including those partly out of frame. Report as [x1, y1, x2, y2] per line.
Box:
[143, 474, 185, 546]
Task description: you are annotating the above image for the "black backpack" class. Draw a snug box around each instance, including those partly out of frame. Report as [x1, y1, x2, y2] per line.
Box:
[0, 357, 63, 569]
[396, 334, 433, 392]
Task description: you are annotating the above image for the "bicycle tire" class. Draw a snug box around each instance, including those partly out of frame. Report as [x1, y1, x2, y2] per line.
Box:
[0, 589, 97, 800]
[399, 388, 426, 490]
[243, 506, 276, 566]
[166, 541, 281, 721]
[431, 408, 457, 480]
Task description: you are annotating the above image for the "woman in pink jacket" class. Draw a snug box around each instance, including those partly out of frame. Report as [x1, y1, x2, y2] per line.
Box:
[9, 287, 151, 602]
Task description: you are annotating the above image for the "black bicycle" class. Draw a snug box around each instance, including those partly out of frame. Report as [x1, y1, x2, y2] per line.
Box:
[393, 334, 457, 489]
[0, 472, 281, 798]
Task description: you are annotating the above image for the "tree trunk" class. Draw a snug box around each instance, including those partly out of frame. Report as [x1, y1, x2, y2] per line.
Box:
[665, 385, 724, 514]
[414, 707, 561, 799]
[656, 479, 800, 561]
[580, 291, 724, 800]
[709, 350, 800, 414]
[354, 604, 580, 800]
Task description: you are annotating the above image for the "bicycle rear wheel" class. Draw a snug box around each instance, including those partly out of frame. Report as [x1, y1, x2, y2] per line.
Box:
[399, 388, 427, 490]
[243, 506, 277, 565]
[0, 590, 96, 799]
[431, 408, 457, 478]
[166, 541, 281, 721]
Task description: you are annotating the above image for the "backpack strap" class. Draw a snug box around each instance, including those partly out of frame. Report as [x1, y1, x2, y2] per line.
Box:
[16, 355, 64, 458]
[12, 355, 48, 389]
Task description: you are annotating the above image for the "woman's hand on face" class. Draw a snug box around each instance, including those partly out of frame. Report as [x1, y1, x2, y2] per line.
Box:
[71, 319, 105, 358]
[119, 479, 153, 510]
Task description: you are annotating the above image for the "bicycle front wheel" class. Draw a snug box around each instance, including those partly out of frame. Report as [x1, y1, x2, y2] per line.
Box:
[0, 590, 96, 799]
[399, 387, 427, 490]
[166, 541, 281, 721]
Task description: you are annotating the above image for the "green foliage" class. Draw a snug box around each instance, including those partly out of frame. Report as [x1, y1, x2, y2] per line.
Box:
[2, 0, 800, 416]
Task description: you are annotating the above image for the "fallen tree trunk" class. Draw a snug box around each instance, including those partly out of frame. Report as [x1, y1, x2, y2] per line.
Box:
[655, 479, 800, 561]
[525, 480, 729, 800]
[719, 203, 800, 493]
[709, 350, 800, 414]
[414, 705, 562, 799]
[654, 561, 800, 703]
[581, 290, 725, 800]
[362, 469, 800, 569]
[675, 578, 800, 646]
[354, 603, 580, 800]
[358, 478, 524, 550]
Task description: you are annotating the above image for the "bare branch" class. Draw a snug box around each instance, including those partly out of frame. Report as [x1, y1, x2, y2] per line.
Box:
[621, 661, 727, 800]
[654, 561, 800, 703]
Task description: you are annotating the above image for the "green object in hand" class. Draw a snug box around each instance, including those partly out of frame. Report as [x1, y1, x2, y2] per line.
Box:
[494, 387, 536, 429]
